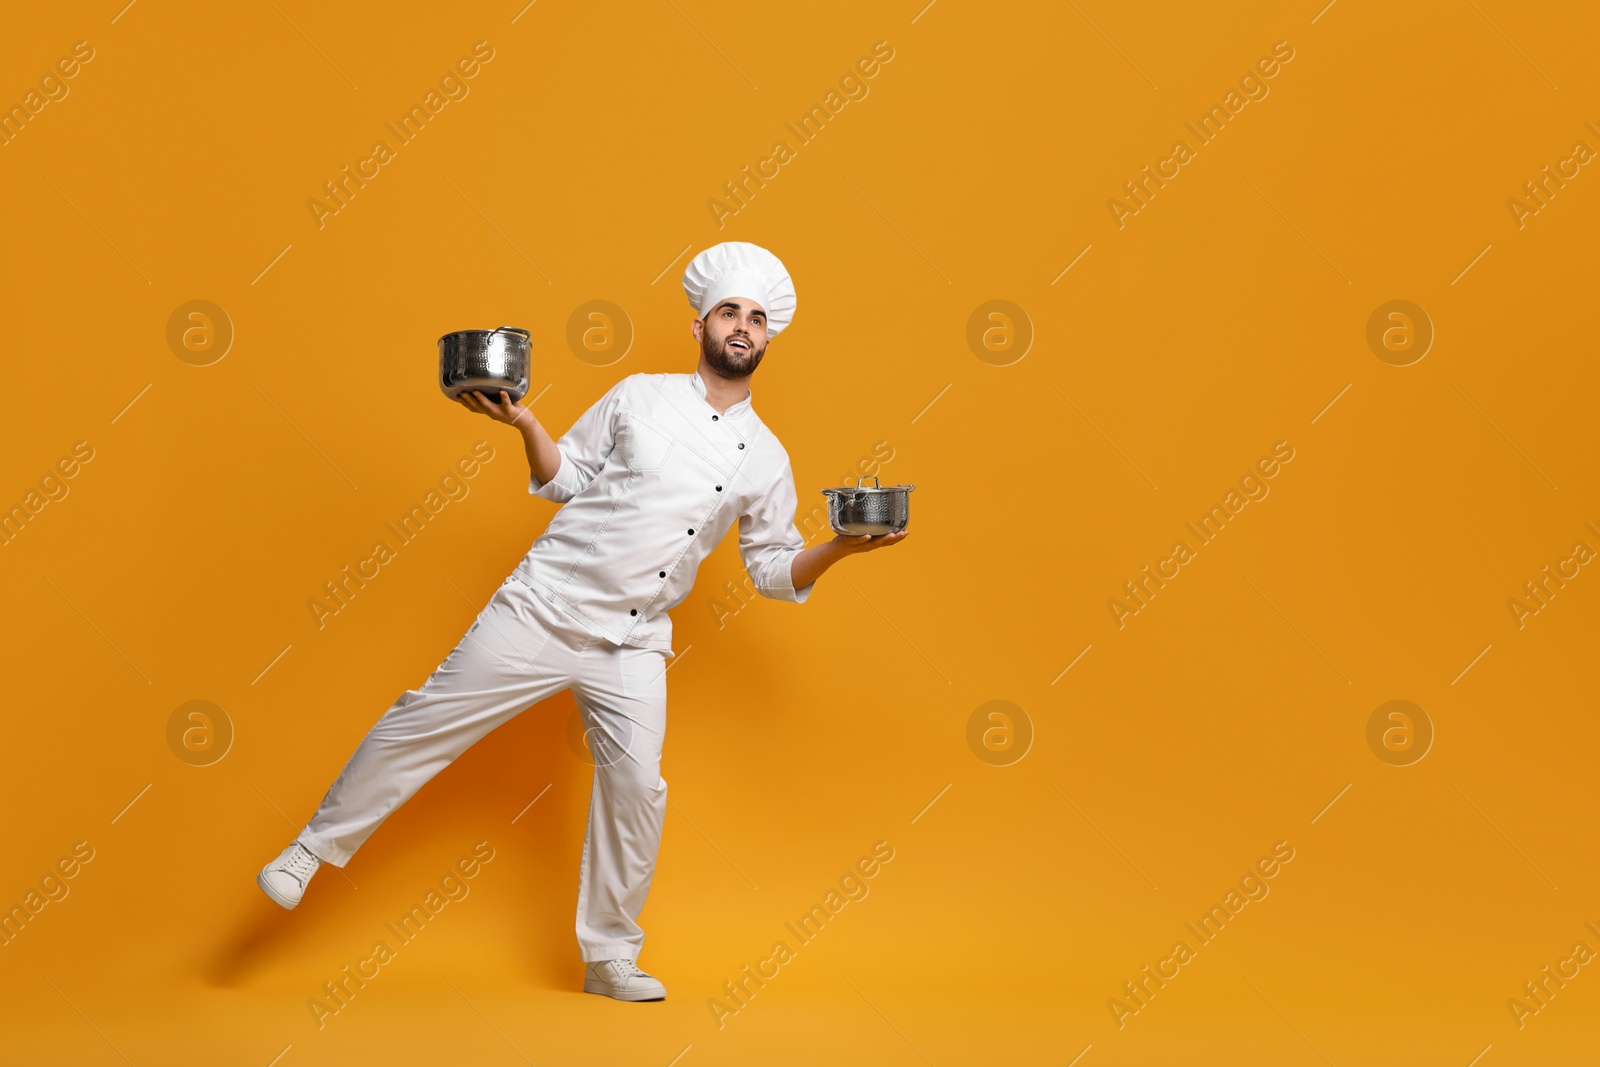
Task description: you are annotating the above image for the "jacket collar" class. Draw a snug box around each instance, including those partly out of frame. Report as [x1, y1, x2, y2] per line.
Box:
[689, 369, 752, 419]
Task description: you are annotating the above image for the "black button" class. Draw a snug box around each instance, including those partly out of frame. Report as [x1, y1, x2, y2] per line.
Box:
[738, 443, 745, 449]
[687, 528, 694, 535]
[630, 609, 638, 616]
[659, 571, 666, 578]
[715, 485, 722, 491]
[712, 415, 718, 421]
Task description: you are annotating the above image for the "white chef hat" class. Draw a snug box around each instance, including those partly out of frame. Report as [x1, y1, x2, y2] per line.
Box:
[682, 241, 796, 336]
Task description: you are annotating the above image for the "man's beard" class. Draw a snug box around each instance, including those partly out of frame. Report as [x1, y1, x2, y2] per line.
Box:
[701, 328, 766, 379]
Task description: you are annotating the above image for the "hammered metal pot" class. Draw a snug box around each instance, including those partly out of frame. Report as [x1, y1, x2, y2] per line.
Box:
[439, 326, 531, 402]
[821, 475, 915, 535]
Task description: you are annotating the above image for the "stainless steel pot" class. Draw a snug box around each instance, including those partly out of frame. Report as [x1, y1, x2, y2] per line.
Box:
[439, 326, 531, 402]
[821, 475, 915, 535]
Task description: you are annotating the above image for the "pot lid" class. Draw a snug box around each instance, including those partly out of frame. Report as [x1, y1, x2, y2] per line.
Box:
[820, 476, 915, 495]
[438, 324, 530, 342]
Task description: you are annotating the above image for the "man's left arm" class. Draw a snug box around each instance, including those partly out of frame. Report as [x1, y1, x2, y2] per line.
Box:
[738, 461, 908, 602]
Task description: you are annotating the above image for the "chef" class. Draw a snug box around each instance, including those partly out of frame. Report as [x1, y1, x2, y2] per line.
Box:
[257, 240, 908, 1001]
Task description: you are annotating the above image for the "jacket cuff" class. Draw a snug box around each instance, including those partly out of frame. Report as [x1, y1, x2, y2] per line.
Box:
[529, 452, 579, 502]
[761, 548, 813, 604]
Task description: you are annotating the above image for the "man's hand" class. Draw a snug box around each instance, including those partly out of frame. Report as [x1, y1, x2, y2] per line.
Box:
[834, 530, 909, 554]
[457, 389, 537, 433]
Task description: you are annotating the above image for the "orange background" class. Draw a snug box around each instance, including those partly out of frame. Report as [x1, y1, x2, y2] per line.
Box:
[2, 1, 1597, 1064]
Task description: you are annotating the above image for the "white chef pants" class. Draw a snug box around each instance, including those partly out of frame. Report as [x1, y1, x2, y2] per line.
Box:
[295, 574, 670, 963]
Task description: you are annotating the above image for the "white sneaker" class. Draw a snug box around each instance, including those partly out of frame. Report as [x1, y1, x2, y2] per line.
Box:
[257, 842, 324, 910]
[583, 958, 666, 1001]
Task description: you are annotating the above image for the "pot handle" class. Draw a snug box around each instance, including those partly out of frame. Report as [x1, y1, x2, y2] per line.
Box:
[854, 475, 880, 490]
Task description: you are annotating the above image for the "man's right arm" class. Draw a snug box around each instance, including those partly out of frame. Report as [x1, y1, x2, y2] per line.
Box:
[457, 378, 627, 503]
[458, 389, 561, 483]
[518, 410, 563, 488]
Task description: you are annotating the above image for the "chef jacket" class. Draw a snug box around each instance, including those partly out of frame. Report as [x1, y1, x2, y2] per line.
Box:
[512, 370, 814, 656]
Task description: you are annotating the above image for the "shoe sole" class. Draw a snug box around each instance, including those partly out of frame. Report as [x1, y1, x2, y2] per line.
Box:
[257, 870, 300, 911]
[582, 979, 665, 1001]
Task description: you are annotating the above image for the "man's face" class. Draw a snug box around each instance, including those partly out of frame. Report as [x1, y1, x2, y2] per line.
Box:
[695, 298, 769, 378]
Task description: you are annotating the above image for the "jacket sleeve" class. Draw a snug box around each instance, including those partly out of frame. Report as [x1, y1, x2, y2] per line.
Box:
[738, 458, 815, 603]
[529, 377, 628, 503]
